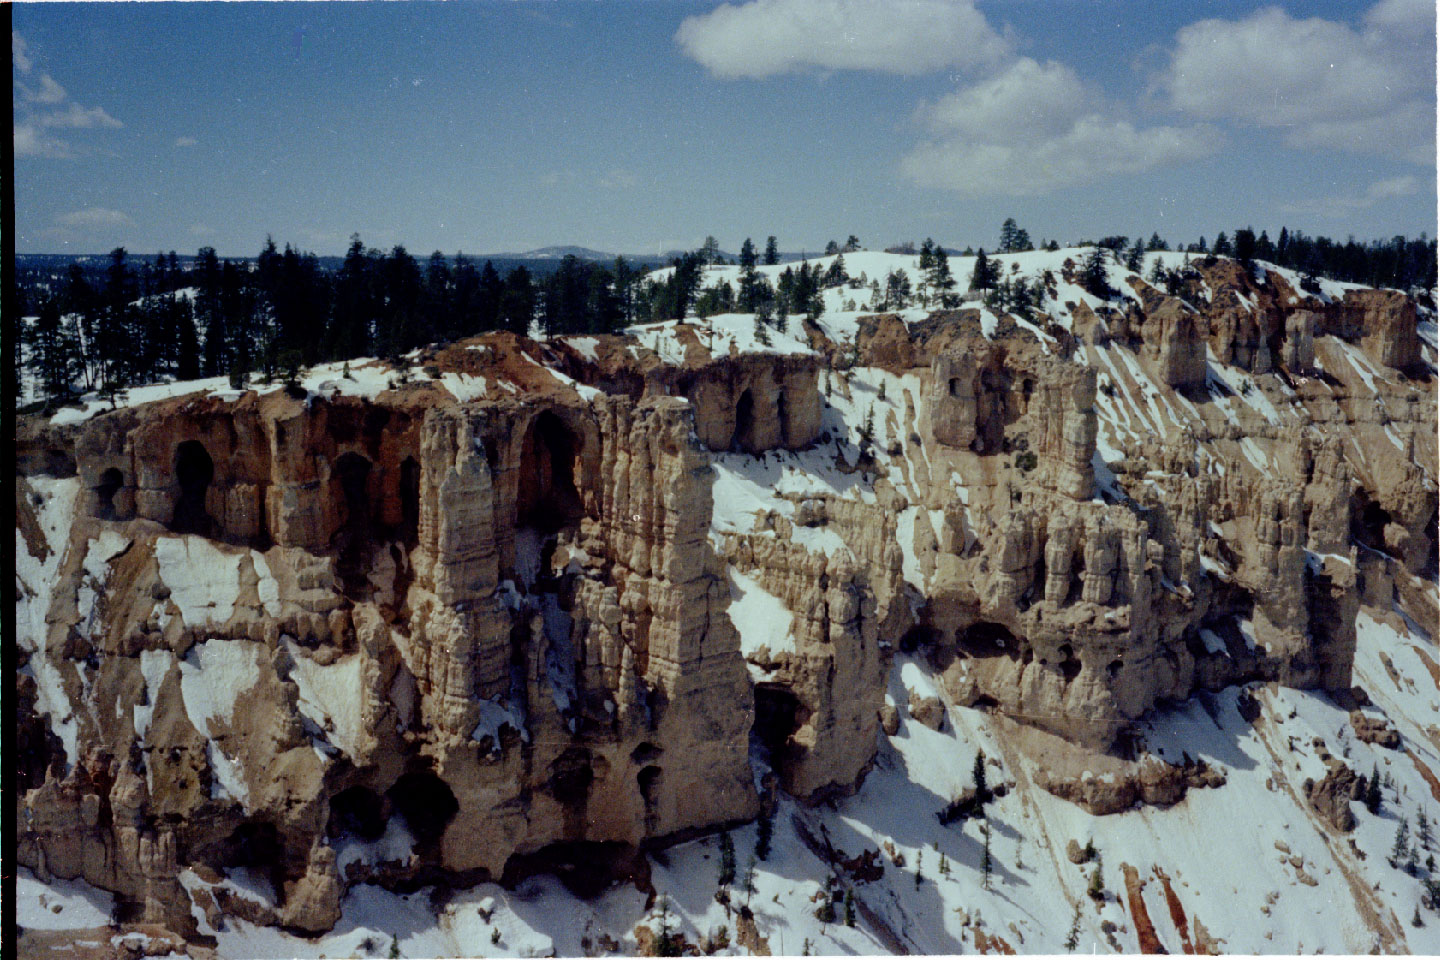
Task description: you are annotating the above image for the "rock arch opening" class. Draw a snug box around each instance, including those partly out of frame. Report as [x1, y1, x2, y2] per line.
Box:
[734, 388, 757, 453]
[957, 621, 1017, 658]
[172, 441, 215, 536]
[517, 411, 583, 534]
[332, 452, 374, 593]
[1057, 643, 1082, 682]
[95, 468, 124, 521]
[327, 785, 388, 841]
[637, 765, 661, 805]
[387, 771, 458, 845]
[753, 683, 806, 776]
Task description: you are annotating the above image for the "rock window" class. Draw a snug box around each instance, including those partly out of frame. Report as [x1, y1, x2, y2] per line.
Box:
[172, 441, 214, 535]
[95, 468, 124, 520]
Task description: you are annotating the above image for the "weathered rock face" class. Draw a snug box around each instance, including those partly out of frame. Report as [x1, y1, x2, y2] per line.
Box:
[13, 251, 1437, 939]
[15, 366, 770, 936]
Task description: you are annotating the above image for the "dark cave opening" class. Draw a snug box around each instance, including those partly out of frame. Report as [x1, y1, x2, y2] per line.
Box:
[733, 388, 758, 453]
[753, 683, 807, 777]
[172, 441, 215, 536]
[332, 452, 374, 593]
[549, 747, 596, 805]
[516, 411, 583, 534]
[387, 771, 458, 845]
[776, 388, 790, 447]
[957, 621, 1018, 659]
[1057, 643, 1082, 682]
[95, 467, 124, 521]
[327, 785, 388, 842]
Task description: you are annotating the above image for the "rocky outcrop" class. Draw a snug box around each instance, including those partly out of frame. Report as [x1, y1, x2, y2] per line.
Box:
[1035, 757, 1226, 815]
[14, 249, 1436, 939]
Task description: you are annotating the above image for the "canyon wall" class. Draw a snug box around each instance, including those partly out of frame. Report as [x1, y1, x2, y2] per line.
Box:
[14, 254, 1437, 938]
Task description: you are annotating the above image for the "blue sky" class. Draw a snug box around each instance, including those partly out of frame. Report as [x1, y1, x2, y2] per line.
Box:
[13, 0, 1436, 257]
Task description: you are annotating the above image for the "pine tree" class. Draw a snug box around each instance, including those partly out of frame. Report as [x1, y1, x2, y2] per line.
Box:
[969, 249, 998, 292]
[756, 811, 773, 860]
[844, 888, 856, 927]
[701, 235, 721, 266]
[29, 296, 81, 402]
[1125, 238, 1145, 272]
[1417, 809, 1431, 851]
[1146, 232, 1169, 252]
[719, 830, 736, 887]
[1213, 231, 1232, 256]
[741, 856, 757, 905]
[1064, 902, 1082, 952]
[1391, 817, 1411, 867]
[915, 849, 924, 888]
[1366, 766, 1384, 814]
[1080, 247, 1114, 299]
[973, 751, 989, 803]
[999, 218, 1019, 253]
[845, 234, 861, 252]
[931, 247, 956, 306]
[939, 851, 951, 876]
[764, 236, 779, 266]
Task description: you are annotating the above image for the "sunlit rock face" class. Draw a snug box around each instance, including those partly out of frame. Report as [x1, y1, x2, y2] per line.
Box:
[14, 251, 1436, 939]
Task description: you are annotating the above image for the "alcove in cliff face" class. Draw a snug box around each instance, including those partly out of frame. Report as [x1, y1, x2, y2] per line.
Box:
[733, 388, 757, 453]
[171, 440, 215, 535]
[95, 467, 124, 521]
[388, 771, 458, 846]
[332, 452, 373, 593]
[753, 682, 807, 782]
[516, 411, 583, 534]
[956, 620, 1018, 658]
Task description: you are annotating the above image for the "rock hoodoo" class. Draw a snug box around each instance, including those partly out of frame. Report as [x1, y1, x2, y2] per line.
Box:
[14, 251, 1437, 940]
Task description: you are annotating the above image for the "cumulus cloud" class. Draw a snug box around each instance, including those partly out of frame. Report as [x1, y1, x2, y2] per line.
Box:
[1161, 0, 1434, 164]
[174, 136, 198, 148]
[675, 0, 1008, 78]
[901, 58, 1216, 196]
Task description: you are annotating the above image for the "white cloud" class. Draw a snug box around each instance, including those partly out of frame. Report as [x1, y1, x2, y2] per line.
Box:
[12, 31, 33, 74]
[596, 168, 639, 190]
[11, 30, 123, 159]
[1365, 175, 1421, 202]
[675, 0, 1008, 79]
[30, 74, 67, 105]
[901, 58, 1216, 196]
[15, 123, 74, 158]
[39, 103, 123, 130]
[174, 136, 198, 148]
[1279, 175, 1424, 217]
[55, 208, 133, 229]
[1161, 0, 1434, 164]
